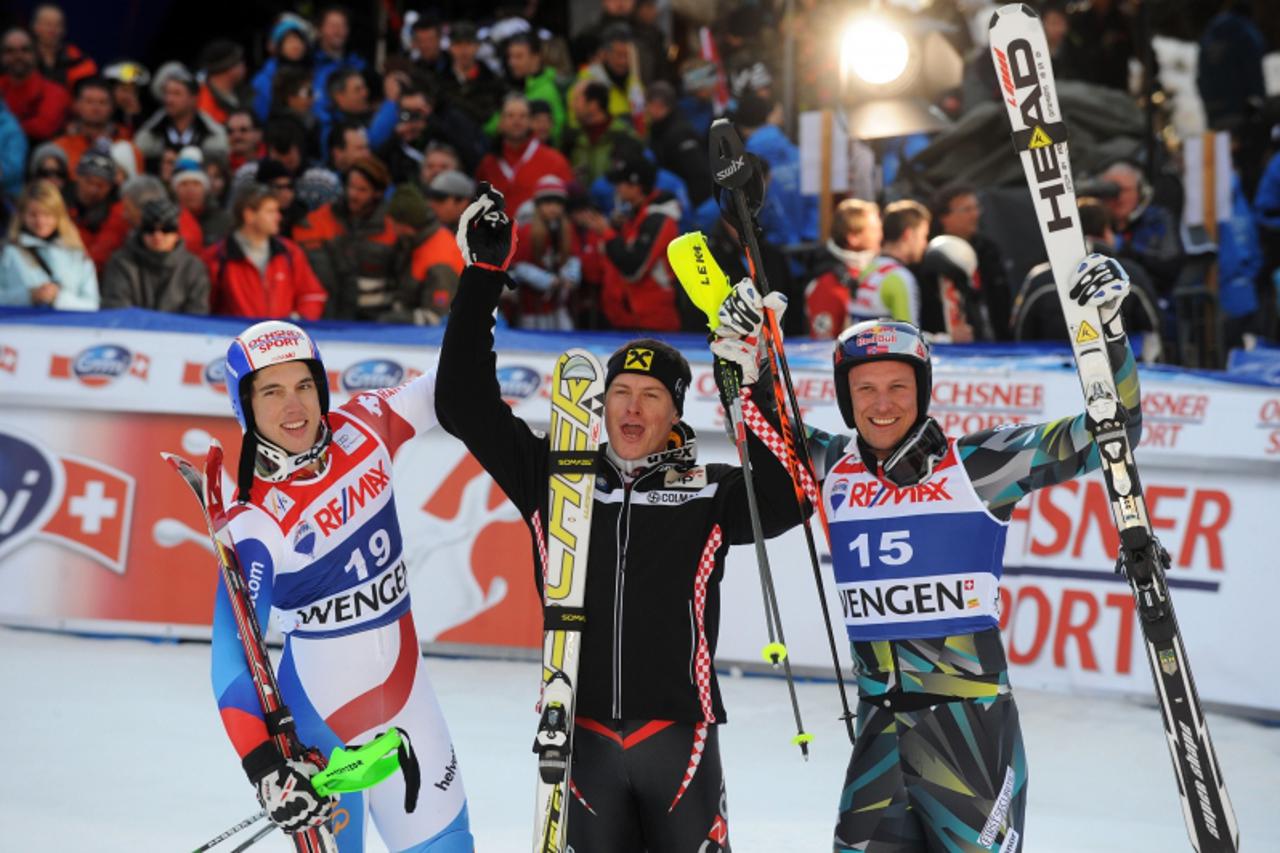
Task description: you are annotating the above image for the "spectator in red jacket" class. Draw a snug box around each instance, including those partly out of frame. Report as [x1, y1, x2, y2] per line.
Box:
[53, 76, 143, 175]
[508, 175, 583, 330]
[66, 147, 129, 271]
[30, 4, 96, 90]
[475, 93, 575, 214]
[587, 152, 682, 331]
[204, 183, 327, 320]
[1, 27, 70, 143]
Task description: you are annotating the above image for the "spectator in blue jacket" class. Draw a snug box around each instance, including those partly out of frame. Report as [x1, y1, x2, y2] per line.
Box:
[736, 93, 817, 245]
[311, 6, 365, 119]
[251, 14, 314, 122]
[316, 66, 396, 162]
[0, 95, 28, 200]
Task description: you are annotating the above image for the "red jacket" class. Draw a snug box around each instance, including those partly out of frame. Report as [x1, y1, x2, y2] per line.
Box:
[0, 72, 70, 142]
[600, 191, 682, 332]
[203, 235, 327, 320]
[474, 138, 575, 212]
[71, 199, 130, 272]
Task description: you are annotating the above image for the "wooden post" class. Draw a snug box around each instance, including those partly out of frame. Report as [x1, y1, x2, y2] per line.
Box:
[819, 109, 833, 245]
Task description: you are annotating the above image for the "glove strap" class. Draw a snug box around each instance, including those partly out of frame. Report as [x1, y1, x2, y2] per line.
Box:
[242, 739, 284, 784]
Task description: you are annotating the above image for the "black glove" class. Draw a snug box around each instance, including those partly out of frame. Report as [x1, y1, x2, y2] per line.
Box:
[250, 753, 337, 835]
[457, 182, 517, 271]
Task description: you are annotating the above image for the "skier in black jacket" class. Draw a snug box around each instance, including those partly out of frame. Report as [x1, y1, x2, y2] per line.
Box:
[436, 185, 801, 852]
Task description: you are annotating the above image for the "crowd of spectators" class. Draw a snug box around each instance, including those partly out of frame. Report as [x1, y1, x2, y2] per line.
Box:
[0, 1, 1277, 365]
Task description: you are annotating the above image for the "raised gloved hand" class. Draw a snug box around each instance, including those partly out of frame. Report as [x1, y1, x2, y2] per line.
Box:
[457, 182, 517, 272]
[252, 756, 337, 835]
[1069, 253, 1130, 335]
[709, 279, 787, 385]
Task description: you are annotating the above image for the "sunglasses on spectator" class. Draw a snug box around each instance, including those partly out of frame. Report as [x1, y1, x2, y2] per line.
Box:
[399, 109, 428, 123]
[144, 224, 179, 234]
[269, 180, 294, 191]
[36, 168, 67, 179]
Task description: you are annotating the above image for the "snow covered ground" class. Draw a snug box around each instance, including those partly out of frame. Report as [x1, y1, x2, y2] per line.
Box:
[2, 628, 1276, 852]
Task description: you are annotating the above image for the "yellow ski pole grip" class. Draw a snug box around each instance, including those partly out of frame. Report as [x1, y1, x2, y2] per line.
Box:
[667, 231, 733, 331]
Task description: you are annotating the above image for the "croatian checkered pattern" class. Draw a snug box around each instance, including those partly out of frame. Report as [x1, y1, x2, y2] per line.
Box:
[668, 722, 710, 812]
[570, 779, 597, 815]
[693, 525, 721, 725]
[530, 509, 549, 583]
[740, 390, 819, 504]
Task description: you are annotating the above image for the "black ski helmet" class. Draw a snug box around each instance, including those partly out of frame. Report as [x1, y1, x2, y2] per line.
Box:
[832, 319, 932, 428]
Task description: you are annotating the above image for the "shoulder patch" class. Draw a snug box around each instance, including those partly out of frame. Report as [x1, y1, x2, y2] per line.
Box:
[332, 421, 368, 454]
[664, 466, 708, 488]
[261, 486, 295, 522]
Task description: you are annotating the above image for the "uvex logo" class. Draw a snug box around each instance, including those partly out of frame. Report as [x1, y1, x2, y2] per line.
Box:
[843, 478, 952, 508]
[313, 460, 391, 535]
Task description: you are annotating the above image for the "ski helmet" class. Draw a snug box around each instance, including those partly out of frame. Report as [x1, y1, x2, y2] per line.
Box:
[832, 319, 932, 429]
[224, 320, 330, 433]
[923, 235, 977, 283]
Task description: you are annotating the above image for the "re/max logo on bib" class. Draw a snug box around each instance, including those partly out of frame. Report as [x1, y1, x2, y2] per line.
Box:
[313, 460, 391, 535]
[842, 478, 952, 509]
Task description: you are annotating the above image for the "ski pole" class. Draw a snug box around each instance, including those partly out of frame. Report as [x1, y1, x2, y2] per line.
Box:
[192, 811, 266, 853]
[714, 355, 812, 758]
[229, 822, 276, 853]
[671, 231, 856, 744]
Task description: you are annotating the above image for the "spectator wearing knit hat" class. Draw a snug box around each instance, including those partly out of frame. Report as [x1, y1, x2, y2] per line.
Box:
[385, 183, 462, 325]
[508, 175, 583, 331]
[196, 40, 249, 126]
[0, 27, 70, 143]
[293, 154, 409, 320]
[172, 147, 232, 247]
[134, 62, 229, 167]
[251, 13, 314, 122]
[475, 93, 575, 214]
[231, 115, 341, 211]
[66, 146, 129, 271]
[100, 197, 211, 313]
[27, 141, 68, 191]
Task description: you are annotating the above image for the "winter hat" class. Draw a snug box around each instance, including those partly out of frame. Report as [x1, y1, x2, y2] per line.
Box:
[450, 21, 479, 44]
[270, 14, 313, 50]
[77, 148, 118, 182]
[532, 174, 568, 204]
[201, 40, 245, 75]
[427, 169, 475, 199]
[140, 197, 181, 232]
[28, 142, 69, 178]
[348, 155, 391, 193]
[605, 150, 656, 190]
[605, 339, 692, 416]
[151, 61, 196, 100]
[172, 146, 210, 191]
[387, 184, 432, 230]
[110, 140, 138, 181]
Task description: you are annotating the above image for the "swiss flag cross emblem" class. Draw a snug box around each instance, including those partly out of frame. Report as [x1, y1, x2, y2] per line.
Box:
[40, 455, 135, 574]
[964, 578, 975, 590]
[0, 345, 17, 373]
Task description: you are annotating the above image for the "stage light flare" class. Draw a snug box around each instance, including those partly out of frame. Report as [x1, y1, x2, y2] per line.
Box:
[840, 17, 911, 87]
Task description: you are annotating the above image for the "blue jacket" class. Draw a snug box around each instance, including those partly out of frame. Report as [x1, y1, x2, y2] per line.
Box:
[1217, 175, 1263, 319]
[251, 58, 284, 121]
[312, 51, 366, 118]
[0, 100, 27, 200]
[316, 99, 397, 163]
[744, 124, 818, 244]
[0, 233, 100, 310]
[1254, 151, 1280, 230]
